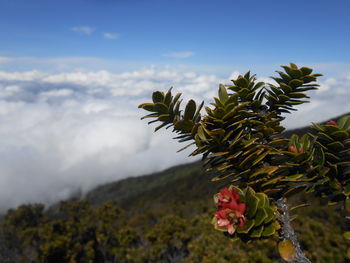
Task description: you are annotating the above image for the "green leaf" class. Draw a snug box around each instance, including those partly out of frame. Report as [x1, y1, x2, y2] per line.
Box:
[177, 142, 195, 152]
[302, 75, 317, 83]
[290, 203, 309, 211]
[255, 193, 267, 208]
[263, 208, 275, 224]
[283, 174, 304, 181]
[174, 100, 182, 115]
[261, 176, 282, 187]
[196, 125, 206, 140]
[300, 67, 313, 75]
[288, 92, 308, 98]
[250, 225, 264, 238]
[246, 91, 255, 100]
[174, 120, 194, 132]
[327, 141, 344, 151]
[338, 115, 350, 130]
[250, 166, 279, 179]
[251, 152, 269, 167]
[172, 92, 182, 104]
[286, 100, 309, 105]
[246, 188, 259, 218]
[154, 102, 169, 114]
[141, 113, 158, 120]
[289, 69, 302, 78]
[234, 76, 248, 88]
[317, 131, 333, 141]
[331, 130, 349, 140]
[157, 114, 171, 122]
[184, 100, 196, 121]
[288, 79, 304, 88]
[237, 219, 255, 234]
[152, 91, 164, 103]
[290, 63, 298, 69]
[277, 71, 292, 82]
[254, 208, 268, 226]
[324, 125, 340, 133]
[154, 123, 168, 132]
[193, 101, 204, 121]
[164, 88, 173, 105]
[283, 185, 306, 197]
[240, 149, 263, 168]
[218, 84, 229, 103]
[138, 103, 155, 112]
[269, 138, 288, 147]
[281, 65, 292, 75]
[261, 222, 276, 237]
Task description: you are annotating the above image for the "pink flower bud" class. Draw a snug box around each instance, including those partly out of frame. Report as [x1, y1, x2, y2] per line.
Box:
[327, 120, 337, 126]
[288, 145, 298, 153]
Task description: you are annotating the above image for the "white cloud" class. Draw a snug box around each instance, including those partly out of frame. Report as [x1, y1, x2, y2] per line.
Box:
[0, 66, 348, 211]
[71, 26, 95, 35]
[163, 51, 195, 59]
[0, 68, 220, 211]
[0, 70, 45, 81]
[103, 32, 120, 39]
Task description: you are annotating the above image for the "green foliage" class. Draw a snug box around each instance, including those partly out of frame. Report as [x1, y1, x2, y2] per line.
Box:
[307, 116, 350, 206]
[238, 187, 280, 240]
[212, 186, 280, 241]
[139, 63, 350, 259]
[139, 63, 324, 199]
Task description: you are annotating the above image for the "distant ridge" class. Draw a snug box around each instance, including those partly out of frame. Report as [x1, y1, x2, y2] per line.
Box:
[281, 111, 350, 138]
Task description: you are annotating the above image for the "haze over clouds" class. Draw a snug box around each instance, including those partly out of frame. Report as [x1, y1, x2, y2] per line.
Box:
[0, 65, 348, 211]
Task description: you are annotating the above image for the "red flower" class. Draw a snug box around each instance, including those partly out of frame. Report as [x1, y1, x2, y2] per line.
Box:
[214, 187, 246, 234]
[327, 120, 337, 126]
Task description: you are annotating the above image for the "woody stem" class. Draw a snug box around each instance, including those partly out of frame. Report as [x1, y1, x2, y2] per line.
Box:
[276, 198, 311, 263]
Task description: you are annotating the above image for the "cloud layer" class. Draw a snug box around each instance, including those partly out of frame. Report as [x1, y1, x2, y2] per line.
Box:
[0, 67, 348, 211]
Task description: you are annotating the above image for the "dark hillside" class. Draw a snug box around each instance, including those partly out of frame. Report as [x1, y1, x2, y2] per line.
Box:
[281, 112, 350, 138]
[86, 162, 208, 207]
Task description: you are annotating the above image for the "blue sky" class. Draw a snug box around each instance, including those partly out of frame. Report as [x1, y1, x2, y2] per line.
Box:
[1, 0, 350, 74]
[0, 0, 350, 210]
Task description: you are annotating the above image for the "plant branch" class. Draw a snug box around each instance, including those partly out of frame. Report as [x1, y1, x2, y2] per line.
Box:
[276, 198, 311, 263]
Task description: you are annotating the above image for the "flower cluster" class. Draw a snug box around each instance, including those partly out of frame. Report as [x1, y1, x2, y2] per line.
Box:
[214, 187, 246, 235]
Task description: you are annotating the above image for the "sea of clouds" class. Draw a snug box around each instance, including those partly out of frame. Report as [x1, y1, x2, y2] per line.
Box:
[0, 66, 349, 211]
